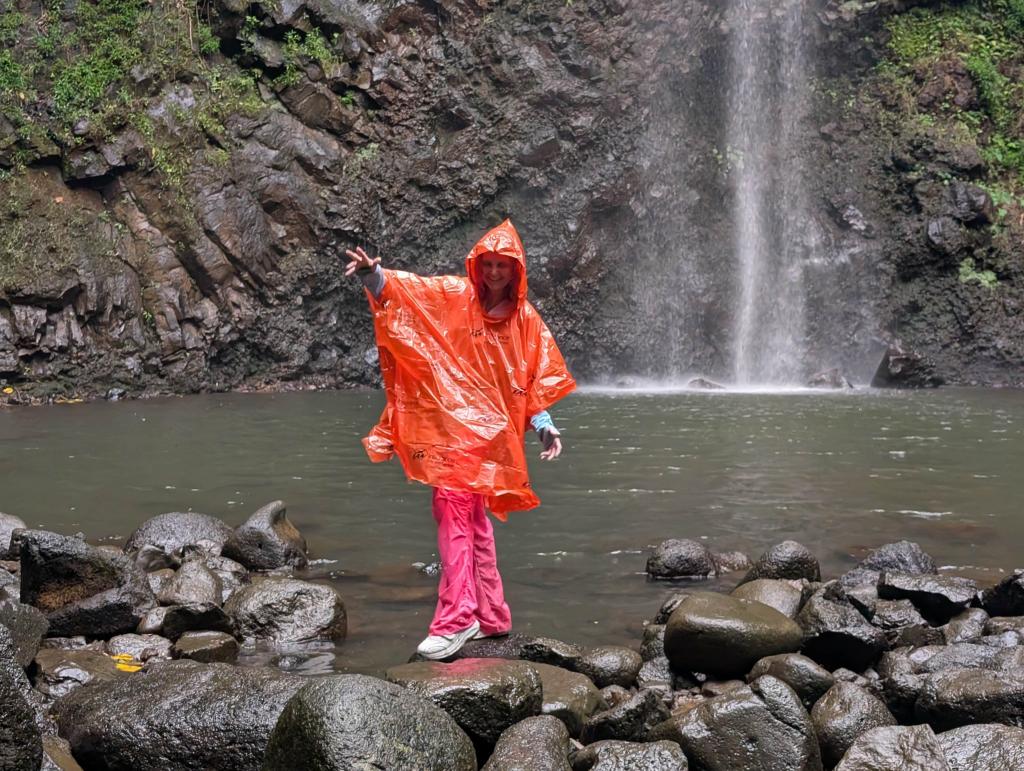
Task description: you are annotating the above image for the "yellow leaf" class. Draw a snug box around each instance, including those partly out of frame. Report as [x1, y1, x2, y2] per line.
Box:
[2, 387, 12, 394]
[115, 662, 142, 672]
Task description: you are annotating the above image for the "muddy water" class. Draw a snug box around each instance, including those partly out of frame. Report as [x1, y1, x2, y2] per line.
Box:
[1, 387, 1021, 674]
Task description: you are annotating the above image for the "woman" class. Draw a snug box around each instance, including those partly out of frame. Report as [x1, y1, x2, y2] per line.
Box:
[345, 219, 575, 659]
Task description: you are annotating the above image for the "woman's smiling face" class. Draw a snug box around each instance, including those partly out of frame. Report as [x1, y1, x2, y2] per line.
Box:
[479, 252, 514, 294]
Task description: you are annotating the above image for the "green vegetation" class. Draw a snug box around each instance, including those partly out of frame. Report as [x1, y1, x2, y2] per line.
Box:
[958, 257, 999, 288]
[273, 27, 338, 88]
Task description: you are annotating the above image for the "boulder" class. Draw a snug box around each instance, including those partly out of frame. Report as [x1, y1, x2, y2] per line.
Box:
[577, 646, 642, 688]
[985, 616, 1024, 635]
[452, 633, 533, 661]
[713, 550, 752, 573]
[124, 512, 233, 563]
[981, 572, 1024, 617]
[172, 631, 239, 663]
[0, 661, 42, 771]
[32, 648, 125, 699]
[0, 599, 48, 666]
[580, 687, 669, 743]
[482, 715, 571, 771]
[880, 671, 928, 723]
[160, 602, 234, 641]
[747, 653, 834, 708]
[942, 608, 989, 644]
[385, 658, 542, 748]
[225, 578, 346, 643]
[871, 599, 927, 630]
[571, 739, 689, 770]
[157, 560, 223, 606]
[222, 501, 308, 571]
[19, 529, 155, 637]
[653, 592, 693, 624]
[41, 734, 82, 771]
[637, 657, 674, 689]
[54, 659, 305, 771]
[937, 723, 1024, 770]
[811, 682, 897, 766]
[646, 539, 718, 580]
[877, 573, 976, 623]
[741, 541, 821, 584]
[665, 591, 804, 678]
[835, 725, 950, 770]
[915, 670, 1024, 730]
[520, 637, 585, 670]
[264, 674, 475, 770]
[0, 512, 26, 559]
[528, 662, 602, 738]
[808, 368, 852, 388]
[650, 675, 822, 771]
[105, 633, 173, 662]
[797, 593, 887, 671]
[916, 643, 1001, 674]
[859, 542, 936, 576]
[136, 605, 169, 635]
[202, 555, 248, 603]
[732, 578, 805, 619]
[640, 624, 665, 661]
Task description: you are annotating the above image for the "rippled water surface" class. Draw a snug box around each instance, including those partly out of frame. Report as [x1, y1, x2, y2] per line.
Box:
[2, 387, 1022, 673]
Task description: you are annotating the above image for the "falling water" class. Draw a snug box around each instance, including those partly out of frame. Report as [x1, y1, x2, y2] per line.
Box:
[728, 0, 813, 385]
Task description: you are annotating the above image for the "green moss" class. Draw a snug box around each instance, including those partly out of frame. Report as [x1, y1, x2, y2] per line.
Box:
[958, 257, 999, 288]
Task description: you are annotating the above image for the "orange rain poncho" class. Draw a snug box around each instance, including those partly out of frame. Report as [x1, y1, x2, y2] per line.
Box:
[362, 220, 576, 518]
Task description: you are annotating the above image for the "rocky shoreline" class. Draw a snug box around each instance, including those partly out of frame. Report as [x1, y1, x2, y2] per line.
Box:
[2, 506, 1023, 769]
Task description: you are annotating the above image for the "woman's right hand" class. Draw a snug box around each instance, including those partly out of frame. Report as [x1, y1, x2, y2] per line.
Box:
[344, 246, 381, 276]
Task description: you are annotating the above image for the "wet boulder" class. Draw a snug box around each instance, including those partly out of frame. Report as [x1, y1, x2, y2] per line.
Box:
[482, 715, 571, 771]
[172, 630, 239, 663]
[32, 648, 125, 700]
[713, 550, 753, 574]
[637, 657, 674, 689]
[0, 599, 48, 666]
[859, 541, 936, 576]
[981, 572, 1024, 617]
[653, 592, 693, 624]
[55, 659, 305, 771]
[520, 637, 585, 670]
[19, 529, 156, 637]
[571, 739, 689, 770]
[41, 735, 81, 771]
[160, 602, 234, 641]
[577, 646, 642, 688]
[156, 560, 223, 606]
[224, 578, 346, 643]
[0, 511, 26, 559]
[747, 653, 834, 708]
[264, 674, 475, 771]
[124, 511, 233, 564]
[222, 501, 308, 571]
[665, 591, 804, 678]
[985, 616, 1024, 635]
[936, 723, 1024, 770]
[835, 725, 950, 770]
[810, 682, 897, 767]
[640, 624, 665, 661]
[0, 660, 42, 771]
[797, 593, 887, 671]
[528, 662, 602, 738]
[943, 608, 989, 644]
[385, 658, 542, 749]
[105, 633, 172, 662]
[915, 669, 1024, 730]
[916, 642, 1001, 674]
[646, 539, 718, 580]
[878, 573, 977, 623]
[650, 675, 822, 771]
[579, 687, 669, 743]
[732, 578, 806, 619]
[453, 633, 534, 661]
[202, 555, 248, 603]
[741, 541, 821, 584]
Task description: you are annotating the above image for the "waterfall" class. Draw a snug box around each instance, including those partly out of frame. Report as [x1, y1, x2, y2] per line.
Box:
[728, 0, 813, 385]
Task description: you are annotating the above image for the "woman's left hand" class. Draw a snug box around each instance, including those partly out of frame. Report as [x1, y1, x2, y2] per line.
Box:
[540, 436, 562, 461]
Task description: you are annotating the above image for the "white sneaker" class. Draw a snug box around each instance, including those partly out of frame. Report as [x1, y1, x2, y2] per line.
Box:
[417, 620, 481, 660]
[471, 628, 510, 640]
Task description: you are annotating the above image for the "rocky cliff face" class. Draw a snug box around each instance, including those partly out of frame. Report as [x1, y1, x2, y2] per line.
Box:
[0, 0, 1021, 403]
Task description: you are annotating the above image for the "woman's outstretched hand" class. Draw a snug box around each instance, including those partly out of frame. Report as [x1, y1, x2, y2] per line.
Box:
[344, 246, 380, 276]
[540, 432, 562, 461]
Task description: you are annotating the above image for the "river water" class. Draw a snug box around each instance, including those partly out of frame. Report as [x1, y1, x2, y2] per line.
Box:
[1, 387, 1021, 674]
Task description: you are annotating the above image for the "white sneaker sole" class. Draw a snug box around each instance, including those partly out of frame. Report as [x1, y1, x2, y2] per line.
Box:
[419, 621, 481, 660]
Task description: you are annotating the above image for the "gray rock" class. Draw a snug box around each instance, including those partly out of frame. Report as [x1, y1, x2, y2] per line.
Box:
[386, 658, 542, 748]
[160, 602, 234, 641]
[157, 560, 223, 606]
[452, 633, 533, 661]
[637, 657, 674, 689]
[981, 572, 1024, 617]
[747, 653, 835, 708]
[0, 599, 48, 666]
[859, 541, 937, 576]
[640, 624, 665, 661]
[124, 511, 233, 562]
[811, 682, 897, 766]
[0, 659, 42, 771]
[880, 671, 928, 723]
[202, 555, 248, 603]
[599, 685, 631, 709]
[146, 568, 175, 596]
[665, 591, 804, 678]
[713, 550, 753, 574]
[520, 636, 585, 670]
[0, 511, 27, 559]
[653, 592, 693, 625]
[797, 593, 887, 671]
[980, 630, 1023, 648]
[571, 739, 689, 770]
[650, 675, 822, 771]
[871, 599, 927, 630]
[916, 670, 1024, 730]
[937, 723, 1024, 771]
[222, 500, 308, 571]
[528, 662, 602, 738]
[225, 578, 346, 643]
[483, 715, 572, 771]
[835, 725, 950, 770]
[741, 541, 821, 584]
[917, 643, 1001, 674]
[105, 633, 173, 662]
[942, 608, 989, 644]
[646, 539, 717, 580]
[985, 616, 1024, 635]
[580, 687, 669, 743]
[172, 630, 239, 663]
[136, 605, 169, 635]
[577, 646, 642, 688]
[32, 648, 125, 700]
[54, 659, 305, 771]
[732, 578, 805, 618]
[264, 674, 475, 771]
[40, 734, 83, 771]
[877, 572, 977, 623]
[19, 529, 156, 637]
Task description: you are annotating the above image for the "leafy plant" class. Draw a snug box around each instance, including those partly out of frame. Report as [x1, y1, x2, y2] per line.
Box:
[958, 257, 999, 288]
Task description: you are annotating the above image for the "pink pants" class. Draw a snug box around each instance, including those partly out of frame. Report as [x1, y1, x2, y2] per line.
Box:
[429, 487, 512, 636]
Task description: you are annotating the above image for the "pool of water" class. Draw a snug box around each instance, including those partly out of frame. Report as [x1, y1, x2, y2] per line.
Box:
[1, 387, 1021, 674]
